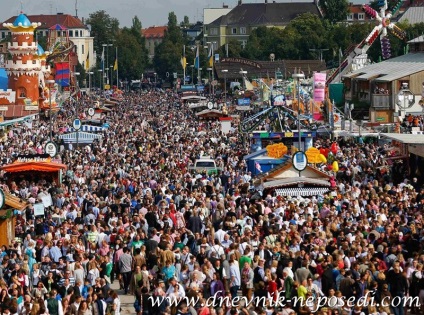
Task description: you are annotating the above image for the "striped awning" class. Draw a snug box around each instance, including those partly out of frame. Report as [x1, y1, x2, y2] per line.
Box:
[275, 187, 329, 197]
[67, 125, 105, 132]
[58, 131, 103, 144]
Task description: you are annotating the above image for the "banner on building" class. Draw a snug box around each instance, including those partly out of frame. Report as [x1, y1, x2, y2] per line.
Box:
[313, 72, 326, 102]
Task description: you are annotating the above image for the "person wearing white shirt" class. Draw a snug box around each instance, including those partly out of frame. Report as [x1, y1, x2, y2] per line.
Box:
[229, 258, 241, 299]
[208, 240, 225, 258]
[166, 277, 186, 299]
[221, 234, 233, 249]
[214, 226, 227, 243]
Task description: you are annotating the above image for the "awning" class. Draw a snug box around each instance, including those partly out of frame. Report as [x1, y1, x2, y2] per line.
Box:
[380, 133, 424, 144]
[1, 161, 67, 173]
[0, 114, 38, 128]
[263, 177, 330, 189]
[67, 125, 106, 132]
[58, 131, 103, 144]
[275, 187, 330, 197]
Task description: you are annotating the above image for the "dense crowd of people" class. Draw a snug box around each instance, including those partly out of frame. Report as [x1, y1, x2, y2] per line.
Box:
[0, 89, 423, 315]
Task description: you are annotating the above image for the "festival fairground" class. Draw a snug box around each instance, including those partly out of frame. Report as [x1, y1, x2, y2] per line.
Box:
[0, 1, 424, 315]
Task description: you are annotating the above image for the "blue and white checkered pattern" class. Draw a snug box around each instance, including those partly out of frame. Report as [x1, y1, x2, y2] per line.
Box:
[68, 125, 105, 132]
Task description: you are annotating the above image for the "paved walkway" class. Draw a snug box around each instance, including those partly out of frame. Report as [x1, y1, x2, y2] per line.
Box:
[110, 280, 135, 314]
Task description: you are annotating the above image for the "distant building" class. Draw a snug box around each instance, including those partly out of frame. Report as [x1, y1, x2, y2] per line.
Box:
[142, 26, 167, 61]
[182, 22, 203, 45]
[398, 6, 424, 24]
[0, 13, 94, 69]
[345, 4, 371, 23]
[204, 0, 320, 49]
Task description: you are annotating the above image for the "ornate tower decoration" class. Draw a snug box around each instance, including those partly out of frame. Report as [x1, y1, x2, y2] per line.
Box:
[2, 13, 42, 106]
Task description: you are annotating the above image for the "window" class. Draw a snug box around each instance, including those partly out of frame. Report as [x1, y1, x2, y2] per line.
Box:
[82, 44, 84, 54]
[231, 28, 237, 34]
[210, 28, 218, 35]
[75, 31, 79, 37]
[1, 32, 4, 39]
[347, 14, 353, 21]
[240, 27, 246, 34]
[80, 30, 83, 37]
[18, 87, 27, 98]
[69, 30, 73, 37]
[358, 13, 365, 20]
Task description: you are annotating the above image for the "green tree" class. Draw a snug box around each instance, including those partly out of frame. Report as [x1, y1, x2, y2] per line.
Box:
[181, 16, 190, 28]
[319, 0, 350, 24]
[218, 39, 243, 58]
[114, 27, 147, 81]
[285, 13, 329, 60]
[153, 12, 185, 80]
[86, 10, 120, 66]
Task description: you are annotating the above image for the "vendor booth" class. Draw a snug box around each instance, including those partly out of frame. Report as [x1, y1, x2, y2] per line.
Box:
[1, 154, 67, 185]
[0, 189, 27, 247]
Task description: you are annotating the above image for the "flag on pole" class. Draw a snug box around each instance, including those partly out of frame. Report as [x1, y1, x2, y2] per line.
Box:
[113, 58, 118, 71]
[194, 46, 200, 69]
[208, 44, 213, 67]
[85, 53, 89, 70]
[255, 161, 263, 173]
[180, 57, 187, 70]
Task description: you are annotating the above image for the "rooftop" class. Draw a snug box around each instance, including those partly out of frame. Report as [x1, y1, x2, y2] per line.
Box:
[1, 13, 86, 30]
[398, 6, 424, 24]
[343, 52, 424, 82]
[141, 26, 167, 39]
[209, 2, 320, 26]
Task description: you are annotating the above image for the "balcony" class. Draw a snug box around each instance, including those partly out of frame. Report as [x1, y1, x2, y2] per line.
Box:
[372, 94, 392, 109]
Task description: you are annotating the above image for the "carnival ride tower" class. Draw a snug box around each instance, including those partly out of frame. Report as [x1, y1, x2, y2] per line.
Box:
[2, 13, 42, 106]
[47, 24, 76, 90]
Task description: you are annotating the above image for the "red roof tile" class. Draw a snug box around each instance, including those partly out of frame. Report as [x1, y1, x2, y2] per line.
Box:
[141, 26, 167, 39]
[1, 14, 86, 30]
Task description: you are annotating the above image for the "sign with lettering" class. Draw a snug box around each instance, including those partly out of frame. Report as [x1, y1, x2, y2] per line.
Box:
[220, 57, 261, 69]
[16, 154, 51, 163]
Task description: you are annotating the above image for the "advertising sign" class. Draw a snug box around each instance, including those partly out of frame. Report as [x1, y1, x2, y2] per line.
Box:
[313, 72, 326, 102]
[293, 151, 307, 172]
[273, 95, 286, 106]
[237, 98, 251, 106]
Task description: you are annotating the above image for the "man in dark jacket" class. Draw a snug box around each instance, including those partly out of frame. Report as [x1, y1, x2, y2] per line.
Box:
[187, 211, 202, 234]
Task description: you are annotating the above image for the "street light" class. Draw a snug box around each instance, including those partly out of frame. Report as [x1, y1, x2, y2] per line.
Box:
[222, 69, 228, 105]
[87, 71, 93, 93]
[46, 79, 55, 140]
[207, 67, 212, 95]
[199, 68, 202, 85]
[190, 65, 194, 84]
[102, 43, 113, 84]
[397, 82, 415, 122]
[110, 65, 113, 87]
[98, 69, 103, 90]
[74, 72, 80, 149]
[239, 70, 247, 90]
[154, 73, 157, 86]
[292, 72, 305, 151]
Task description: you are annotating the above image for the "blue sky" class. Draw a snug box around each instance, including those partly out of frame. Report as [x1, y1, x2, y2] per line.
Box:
[0, 0, 370, 28]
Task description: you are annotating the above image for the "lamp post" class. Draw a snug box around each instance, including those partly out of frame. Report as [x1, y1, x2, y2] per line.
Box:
[102, 43, 113, 84]
[46, 79, 55, 140]
[98, 69, 103, 90]
[110, 65, 113, 87]
[239, 70, 247, 90]
[397, 82, 415, 122]
[74, 72, 80, 149]
[222, 69, 228, 105]
[199, 68, 202, 85]
[154, 73, 157, 86]
[88, 71, 93, 98]
[207, 67, 212, 95]
[190, 65, 194, 84]
[292, 72, 305, 151]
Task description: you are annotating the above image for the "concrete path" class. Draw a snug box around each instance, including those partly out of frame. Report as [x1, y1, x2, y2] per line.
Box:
[110, 280, 135, 314]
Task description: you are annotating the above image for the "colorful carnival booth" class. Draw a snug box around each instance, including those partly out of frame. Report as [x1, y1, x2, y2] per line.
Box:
[1, 154, 67, 185]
